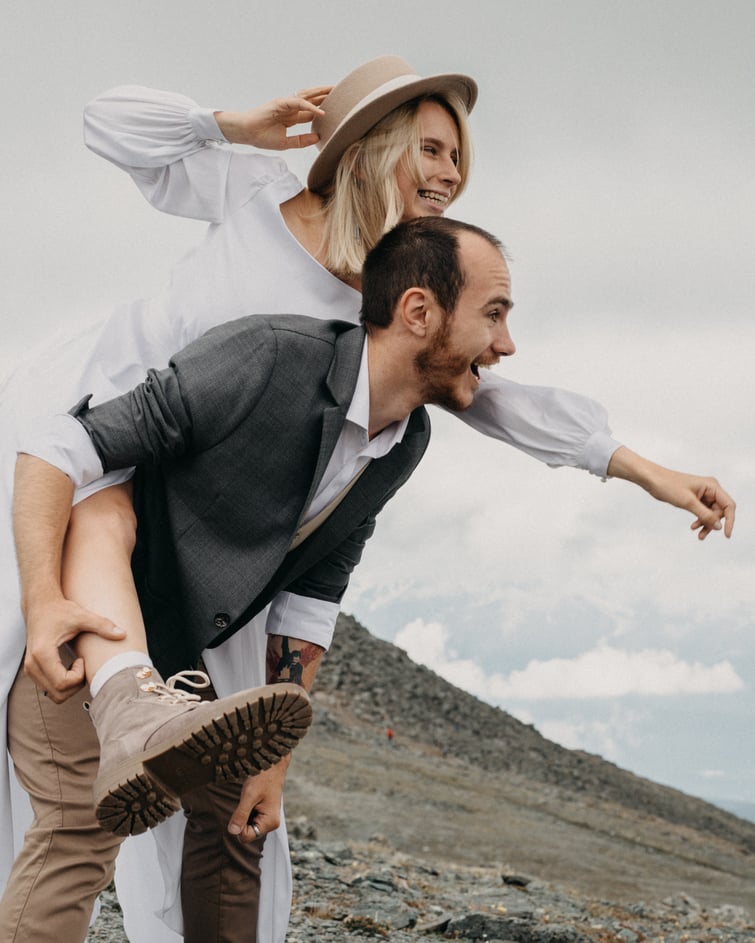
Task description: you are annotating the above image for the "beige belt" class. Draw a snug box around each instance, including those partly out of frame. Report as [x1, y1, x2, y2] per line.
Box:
[289, 460, 372, 551]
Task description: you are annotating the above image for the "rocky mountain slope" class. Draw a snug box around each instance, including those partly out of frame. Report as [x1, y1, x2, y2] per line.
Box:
[284, 613, 755, 910]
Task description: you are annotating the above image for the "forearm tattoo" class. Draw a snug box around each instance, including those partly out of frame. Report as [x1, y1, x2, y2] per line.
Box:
[267, 636, 322, 688]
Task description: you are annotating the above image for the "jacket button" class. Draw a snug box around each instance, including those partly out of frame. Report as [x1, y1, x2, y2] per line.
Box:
[213, 613, 230, 629]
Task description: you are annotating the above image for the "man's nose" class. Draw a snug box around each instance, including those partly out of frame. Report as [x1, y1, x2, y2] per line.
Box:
[493, 324, 516, 357]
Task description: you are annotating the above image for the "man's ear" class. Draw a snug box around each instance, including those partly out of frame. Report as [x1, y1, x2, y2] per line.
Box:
[397, 287, 438, 337]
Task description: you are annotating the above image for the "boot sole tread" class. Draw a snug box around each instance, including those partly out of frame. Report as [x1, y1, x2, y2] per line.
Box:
[95, 686, 311, 836]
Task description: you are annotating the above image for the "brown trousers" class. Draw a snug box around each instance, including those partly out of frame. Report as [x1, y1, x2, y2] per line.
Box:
[1, 667, 264, 943]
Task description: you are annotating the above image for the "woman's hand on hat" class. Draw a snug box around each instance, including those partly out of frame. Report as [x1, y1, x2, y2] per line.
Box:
[214, 86, 333, 151]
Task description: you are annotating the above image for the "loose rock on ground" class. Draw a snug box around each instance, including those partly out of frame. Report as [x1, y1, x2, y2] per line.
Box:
[89, 829, 754, 943]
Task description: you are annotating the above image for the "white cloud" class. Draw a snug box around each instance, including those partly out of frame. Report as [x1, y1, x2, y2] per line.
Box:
[395, 619, 745, 702]
[528, 703, 651, 763]
[490, 646, 745, 700]
[537, 718, 619, 760]
[395, 618, 451, 666]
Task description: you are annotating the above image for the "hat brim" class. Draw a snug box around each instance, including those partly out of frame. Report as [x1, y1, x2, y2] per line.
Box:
[307, 72, 478, 194]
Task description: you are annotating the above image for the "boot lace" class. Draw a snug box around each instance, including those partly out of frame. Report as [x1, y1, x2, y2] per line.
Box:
[137, 668, 211, 705]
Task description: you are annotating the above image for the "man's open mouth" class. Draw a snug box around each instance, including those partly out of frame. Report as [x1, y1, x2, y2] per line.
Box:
[471, 358, 499, 379]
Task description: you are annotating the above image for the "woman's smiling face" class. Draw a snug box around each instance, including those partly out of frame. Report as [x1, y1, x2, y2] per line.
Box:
[396, 100, 462, 221]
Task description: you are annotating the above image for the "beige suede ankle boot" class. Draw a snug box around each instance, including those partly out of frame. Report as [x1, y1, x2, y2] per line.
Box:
[87, 666, 311, 836]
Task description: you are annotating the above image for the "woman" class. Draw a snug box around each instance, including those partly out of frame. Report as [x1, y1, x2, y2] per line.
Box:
[1, 56, 624, 943]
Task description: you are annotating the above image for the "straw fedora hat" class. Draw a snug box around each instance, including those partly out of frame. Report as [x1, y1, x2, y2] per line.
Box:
[307, 55, 478, 193]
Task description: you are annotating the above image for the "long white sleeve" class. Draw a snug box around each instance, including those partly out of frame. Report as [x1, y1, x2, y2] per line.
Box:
[83, 85, 290, 222]
[460, 371, 620, 477]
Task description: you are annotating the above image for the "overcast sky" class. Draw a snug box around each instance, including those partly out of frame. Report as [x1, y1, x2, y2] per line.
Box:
[2, 1, 753, 807]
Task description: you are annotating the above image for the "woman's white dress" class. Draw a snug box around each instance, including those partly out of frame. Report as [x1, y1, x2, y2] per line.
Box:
[0, 86, 619, 942]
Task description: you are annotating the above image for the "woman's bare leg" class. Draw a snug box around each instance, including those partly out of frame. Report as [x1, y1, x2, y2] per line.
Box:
[62, 481, 149, 682]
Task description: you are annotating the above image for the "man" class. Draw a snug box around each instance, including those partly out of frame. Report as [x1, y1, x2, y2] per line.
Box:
[3, 217, 735, 943]
[3, 217, 517, 942]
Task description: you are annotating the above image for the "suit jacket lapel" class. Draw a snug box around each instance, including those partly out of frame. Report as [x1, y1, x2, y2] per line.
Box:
[297, 324, 366, 519]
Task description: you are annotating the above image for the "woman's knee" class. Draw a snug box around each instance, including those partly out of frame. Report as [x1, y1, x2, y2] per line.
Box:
[68, 483, 137, 555]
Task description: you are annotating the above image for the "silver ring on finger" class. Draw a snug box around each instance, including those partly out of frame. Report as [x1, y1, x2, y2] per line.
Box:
[252, 822, 262, 840]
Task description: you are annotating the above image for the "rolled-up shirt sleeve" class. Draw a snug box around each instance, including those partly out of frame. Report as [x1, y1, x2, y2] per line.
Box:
[17, 409, 135, 506]
[17, 412, 105, 488]
[265, 592, 340, 651]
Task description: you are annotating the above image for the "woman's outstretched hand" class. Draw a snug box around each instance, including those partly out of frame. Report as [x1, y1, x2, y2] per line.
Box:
[606, 446, 736, 540]
[214, 86, 333, 150]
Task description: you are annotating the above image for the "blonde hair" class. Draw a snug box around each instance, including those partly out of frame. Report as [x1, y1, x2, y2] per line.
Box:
[320, 93, 472, 278]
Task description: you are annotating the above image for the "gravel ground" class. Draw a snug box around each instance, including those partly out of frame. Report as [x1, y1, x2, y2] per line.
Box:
[88, 833, 754, 943]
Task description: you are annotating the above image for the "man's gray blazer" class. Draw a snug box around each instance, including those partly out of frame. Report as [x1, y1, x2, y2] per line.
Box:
[73, 315, 430, 676]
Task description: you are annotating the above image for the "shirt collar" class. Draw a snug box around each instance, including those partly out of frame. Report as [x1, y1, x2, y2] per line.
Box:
[345, 336, 410, 451]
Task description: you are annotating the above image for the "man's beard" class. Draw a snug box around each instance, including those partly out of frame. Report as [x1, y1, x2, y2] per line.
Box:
[414, 324, 474, 412]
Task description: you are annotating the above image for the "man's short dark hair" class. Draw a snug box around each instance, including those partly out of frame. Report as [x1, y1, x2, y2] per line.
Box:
[360, 217, 503, 330]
